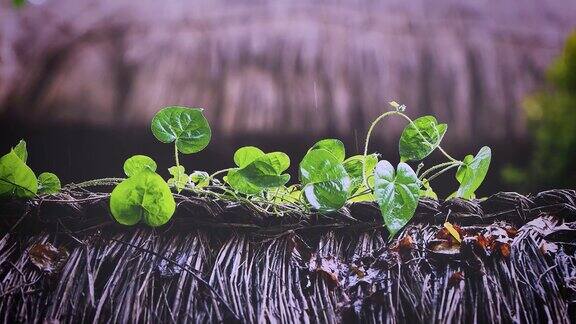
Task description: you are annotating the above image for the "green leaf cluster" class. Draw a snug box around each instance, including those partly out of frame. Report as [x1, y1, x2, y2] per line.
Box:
[110, 155, 175, 227]
[343, 154, 378, 202]
[7, 104, 493, 238]
[503, 31, 576, 189]
[299, 139, 350, 212]
[226, 147, 290, 195]
[168, 166, 189, 193]
[0, 140, 60, 198]
[38, 173, 61, 195]
[190, 171, 209, 188]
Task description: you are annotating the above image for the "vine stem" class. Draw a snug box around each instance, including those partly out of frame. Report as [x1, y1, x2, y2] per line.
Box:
[362, 110, 399, 187]
[362, 107, 460, 187]
[437, 146, 458, 162]
[174, 143, 180, 168]
[348, 188, 372, 200]
[393, 112, 458, 163]
[424, 163, 460, 183]
[419, 161, 460, 180]
[207, 168, 235, 184]
[67, 178, 125, 188]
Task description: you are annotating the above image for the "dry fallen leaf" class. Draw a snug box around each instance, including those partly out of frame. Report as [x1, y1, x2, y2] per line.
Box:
[497, 242, 511, 258]
[391, 235, 414, 254]
[444, 222, 462, 243]
[504, 226, 518, 238]
[29, 243, 69, 274]
[308, 254, 346, 289]
[448, 271, 465, 287]
[428, 239, 461, 255]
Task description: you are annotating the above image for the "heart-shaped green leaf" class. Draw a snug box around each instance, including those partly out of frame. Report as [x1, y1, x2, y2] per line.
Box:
[151, 106, 211, 154]
[167, 165, 189, 193]
[419, 179, 437, 199]
[374, 161, 420, 237]
[234, 146, 265, 168]
[123, 155, 157, 177]
[190, 171, 210, 188]
[110, 170, 176, 227]
[455, 146, 491, 199]
[227, 148, 291, 195]
[38, 172, 61, 195]
[309, 139, 345, 162]
[226, 170, 261, 194]
[343, 154, 378, 194]
[0, 150, 37, 198]
[13, 140, 28, 163]
[399, 116, 447, 161]
[300, 149, 350, 212]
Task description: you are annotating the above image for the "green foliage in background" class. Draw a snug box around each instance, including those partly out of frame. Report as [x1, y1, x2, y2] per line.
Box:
[12, 0, 26, 8]
[503, 31, 576, 189]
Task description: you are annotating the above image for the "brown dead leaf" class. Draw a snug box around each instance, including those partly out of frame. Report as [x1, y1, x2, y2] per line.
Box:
[436, 227, 450, 240]
[504, 226, 518, 238]
[349, 265, 366, 279]
[444, 222, 462, 243]
[471, 225, 515, 258]
[496, 242, 511, 258]
[448, 271, 465, 287]
[29, 243, 69, 274]
[308, 254, 346, 289]
[391, 235, 414, 254]
[399, 235, 414, 252]
[475, 234, 491, 250]
[428, 239, 460, 255]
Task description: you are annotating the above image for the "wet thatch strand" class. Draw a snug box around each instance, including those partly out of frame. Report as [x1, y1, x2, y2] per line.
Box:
[0, 190, 575, 323]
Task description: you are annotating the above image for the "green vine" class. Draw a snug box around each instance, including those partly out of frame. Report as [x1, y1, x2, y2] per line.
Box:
[0, 102, 492, 238]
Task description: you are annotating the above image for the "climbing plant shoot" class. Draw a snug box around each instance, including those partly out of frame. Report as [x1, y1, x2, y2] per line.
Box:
[0, 102, 491, 238]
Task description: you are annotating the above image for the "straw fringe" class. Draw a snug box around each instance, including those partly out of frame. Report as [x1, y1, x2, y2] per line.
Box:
[0, 189, 574, 323]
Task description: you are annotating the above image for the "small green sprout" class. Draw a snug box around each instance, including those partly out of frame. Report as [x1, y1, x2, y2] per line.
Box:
[151, 106, 211, 194]
[455, 146, 492, 199]
[123, 155, 157, 177]
[38, 173, 61, 195]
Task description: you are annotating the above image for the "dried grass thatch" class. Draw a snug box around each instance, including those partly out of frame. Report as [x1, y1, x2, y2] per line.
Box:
[2, 0, 576, 141]
[0, 189, 575, 323]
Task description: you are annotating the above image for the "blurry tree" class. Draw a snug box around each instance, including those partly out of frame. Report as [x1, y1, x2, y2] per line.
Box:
[12, 0, 25, 8]
[503, 31, 576, 190]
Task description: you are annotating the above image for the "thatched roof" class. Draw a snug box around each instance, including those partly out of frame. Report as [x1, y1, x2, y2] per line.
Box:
[2, 0, 576, 141]
[0, 189, 575, 323]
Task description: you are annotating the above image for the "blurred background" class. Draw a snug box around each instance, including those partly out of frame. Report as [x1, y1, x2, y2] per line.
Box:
[1, 0, 575, 196]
